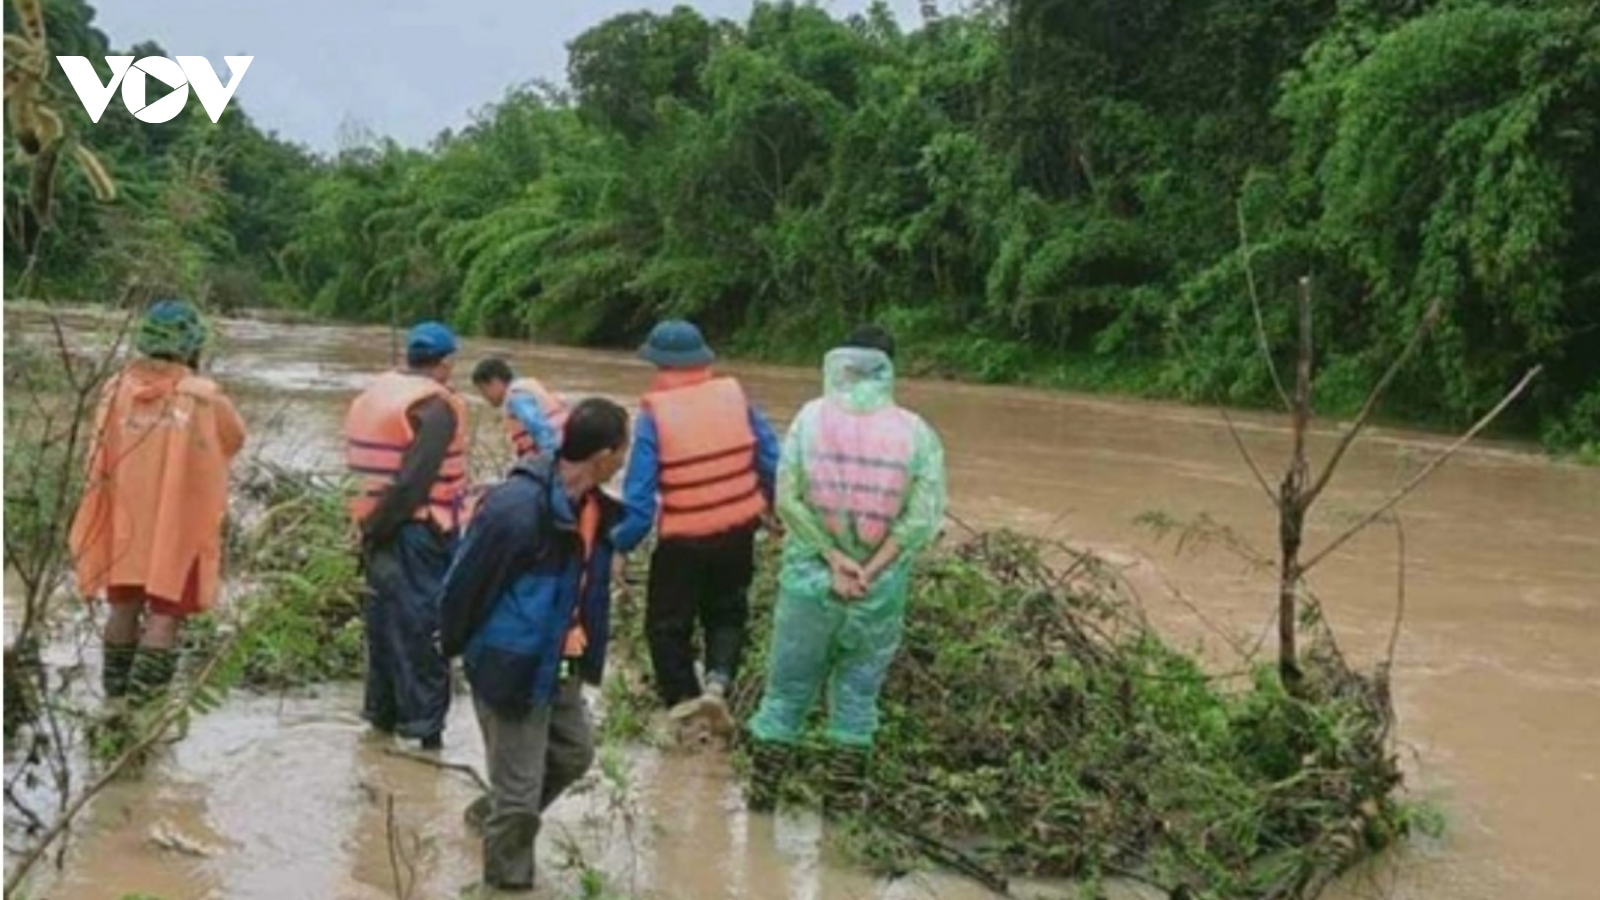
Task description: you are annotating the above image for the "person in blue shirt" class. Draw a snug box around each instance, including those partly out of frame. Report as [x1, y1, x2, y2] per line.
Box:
[611, 320, 781, 736]
[470, 357, 566, 462]
[438, 397, 629, 895]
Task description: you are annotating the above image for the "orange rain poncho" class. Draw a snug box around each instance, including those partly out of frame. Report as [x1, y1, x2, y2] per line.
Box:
[69, 359, 247, 615]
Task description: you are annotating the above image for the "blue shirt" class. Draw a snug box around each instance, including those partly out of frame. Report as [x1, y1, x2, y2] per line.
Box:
[611, 404, 781, 552]
[505, 390, 561, 458]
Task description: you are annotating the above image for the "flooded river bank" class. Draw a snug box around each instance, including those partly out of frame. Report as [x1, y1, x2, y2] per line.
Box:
[7, 308, 1599, 899]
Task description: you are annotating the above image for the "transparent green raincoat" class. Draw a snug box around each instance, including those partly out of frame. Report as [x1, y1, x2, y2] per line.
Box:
[748, 346, 947, 748]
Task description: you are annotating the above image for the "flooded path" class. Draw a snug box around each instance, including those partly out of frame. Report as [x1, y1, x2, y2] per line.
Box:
[8, 308, 1600, 899]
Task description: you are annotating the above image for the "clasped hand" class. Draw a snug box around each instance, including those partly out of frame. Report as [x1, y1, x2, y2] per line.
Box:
[826, 550, 870, 600]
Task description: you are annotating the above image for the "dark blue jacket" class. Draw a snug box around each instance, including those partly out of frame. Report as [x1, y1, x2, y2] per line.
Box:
[437, 456, 620, 713]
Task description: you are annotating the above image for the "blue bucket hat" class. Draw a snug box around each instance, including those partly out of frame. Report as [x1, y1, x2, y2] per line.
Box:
[135, 299, 206, 360]
[638, 319, 715, 369]
[406, 321, 459, 365]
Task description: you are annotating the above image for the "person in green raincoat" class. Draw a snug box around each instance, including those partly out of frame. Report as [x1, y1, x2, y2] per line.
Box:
[745, 325, 947, 812]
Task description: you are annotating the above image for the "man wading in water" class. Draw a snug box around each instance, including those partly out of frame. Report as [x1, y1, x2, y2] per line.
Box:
[343, 322, 471, 750]
[438, 398, 628, 895]
[611, 320, 782, 738]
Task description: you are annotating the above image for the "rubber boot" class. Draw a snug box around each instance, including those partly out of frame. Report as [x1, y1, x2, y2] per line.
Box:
[127, 647, 179, 708]
[747, 741, 790, 813]
[102, 642, 139, 699]
[822, 745, 870, 818]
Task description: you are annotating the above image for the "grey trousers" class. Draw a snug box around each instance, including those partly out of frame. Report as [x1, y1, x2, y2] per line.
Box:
[470, 678, 595, 889]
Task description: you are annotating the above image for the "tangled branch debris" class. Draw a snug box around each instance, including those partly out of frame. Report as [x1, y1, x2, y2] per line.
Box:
[603, 527, 1422, 899]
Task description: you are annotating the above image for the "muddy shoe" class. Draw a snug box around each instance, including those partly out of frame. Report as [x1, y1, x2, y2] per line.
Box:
[674, 713, 714, 749]
[667, 695, 707, 723]
[464, 795, 491, 834]
[700, 681, 736, 738]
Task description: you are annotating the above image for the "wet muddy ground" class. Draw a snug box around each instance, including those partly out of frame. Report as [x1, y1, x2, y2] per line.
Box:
[7, 308, 1599, 898]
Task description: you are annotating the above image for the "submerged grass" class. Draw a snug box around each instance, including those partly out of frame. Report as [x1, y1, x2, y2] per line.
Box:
[183, 463, 366, 689]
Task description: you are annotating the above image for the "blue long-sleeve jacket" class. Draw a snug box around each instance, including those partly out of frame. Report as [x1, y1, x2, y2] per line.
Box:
[438, 456, 620, 713]
[505, 390, 561, 458]
[611, 403, 781, 552]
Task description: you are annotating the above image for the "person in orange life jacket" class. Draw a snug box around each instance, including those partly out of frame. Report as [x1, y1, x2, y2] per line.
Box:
[437, 398, 629, 894]
[344, 321, 470, 751]
[610, 320, 782, 732]
[69, 299, 247, 707]
[470, 356, 565, 461]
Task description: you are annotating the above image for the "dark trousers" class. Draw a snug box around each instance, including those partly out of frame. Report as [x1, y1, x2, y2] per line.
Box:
[645, 525, 756, 707]
[362, 521, 452, 739]
[469, 679, 594, 889]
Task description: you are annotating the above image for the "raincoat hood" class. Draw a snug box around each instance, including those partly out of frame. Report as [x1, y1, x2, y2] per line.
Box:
[136, 299, 207, 361]
[822, 346, 895, 413]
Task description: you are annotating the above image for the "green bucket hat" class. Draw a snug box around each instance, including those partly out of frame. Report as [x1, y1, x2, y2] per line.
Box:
[135, 299, 207, 361]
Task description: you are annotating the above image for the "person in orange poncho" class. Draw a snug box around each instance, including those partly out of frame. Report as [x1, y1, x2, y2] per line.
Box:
[69, 300, 247, 706]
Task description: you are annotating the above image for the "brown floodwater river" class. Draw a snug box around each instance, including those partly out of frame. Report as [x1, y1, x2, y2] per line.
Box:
[5, 307, 1598, 899]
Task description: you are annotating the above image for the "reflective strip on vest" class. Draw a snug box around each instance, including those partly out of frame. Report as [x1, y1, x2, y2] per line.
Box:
[643, 377, 766, 539]
[344, 370, 471, 533]
[505, 376, 569, 457]
[803, 403, 916, 547]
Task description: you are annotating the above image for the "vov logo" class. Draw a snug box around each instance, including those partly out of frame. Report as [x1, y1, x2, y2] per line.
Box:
[55, 56, 253, 124]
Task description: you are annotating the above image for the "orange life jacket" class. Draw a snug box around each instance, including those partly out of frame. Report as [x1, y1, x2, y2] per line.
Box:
[805, 402, 917, 547]
[641, 370, 767, 540]
[504, 376, 569, 457]
[69, 359, 247, 614]
[561, 494, 603, 659]
[344, 370, 471, 533]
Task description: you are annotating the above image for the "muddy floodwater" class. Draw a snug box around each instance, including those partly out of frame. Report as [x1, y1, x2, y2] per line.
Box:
[6, 308, 1599, 899]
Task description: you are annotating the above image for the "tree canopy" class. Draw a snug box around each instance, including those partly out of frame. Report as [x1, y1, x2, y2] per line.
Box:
[6, 0, 1597, 453]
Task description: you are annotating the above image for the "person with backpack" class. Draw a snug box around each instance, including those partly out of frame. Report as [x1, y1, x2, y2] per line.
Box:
[437, 398, 630, 894]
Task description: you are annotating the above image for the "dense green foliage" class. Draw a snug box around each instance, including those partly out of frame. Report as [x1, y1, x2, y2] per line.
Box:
[6, 0, 1597, 451]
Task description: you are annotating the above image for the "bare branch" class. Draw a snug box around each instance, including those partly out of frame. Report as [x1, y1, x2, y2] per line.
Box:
[383, 793, 415, 900]
[1305, 298, 1445, 507]
[1301, 366, 1542, 574]
[1219, 405, 1279, 507]
[382, 746, 491, 794]
[1385, 513, 1407, 671]
[1236, 200, 1292, 411]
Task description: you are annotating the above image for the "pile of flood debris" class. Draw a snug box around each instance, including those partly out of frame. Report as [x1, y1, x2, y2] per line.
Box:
[698, 530, 1418, 900]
